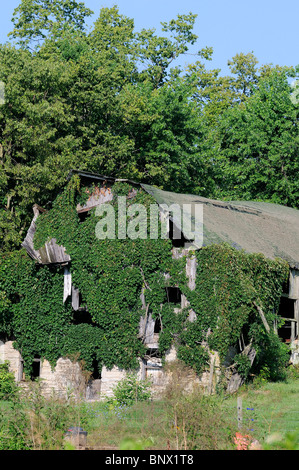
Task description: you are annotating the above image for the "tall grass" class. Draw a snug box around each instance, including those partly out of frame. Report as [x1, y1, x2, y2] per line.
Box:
[221, 369, 299, 448]
[1, 364, 299, 450]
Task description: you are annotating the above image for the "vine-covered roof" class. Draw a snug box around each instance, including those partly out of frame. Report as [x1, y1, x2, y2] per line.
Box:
[142, 184, 299, 269]
[23, 170, 299, 269]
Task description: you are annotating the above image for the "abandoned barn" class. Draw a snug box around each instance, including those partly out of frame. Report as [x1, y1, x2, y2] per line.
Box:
[1, 170, 299, 398]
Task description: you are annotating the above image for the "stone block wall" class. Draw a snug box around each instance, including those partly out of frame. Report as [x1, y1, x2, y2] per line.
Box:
[0, 340, 220, 401]
[0, 340, 23, 381]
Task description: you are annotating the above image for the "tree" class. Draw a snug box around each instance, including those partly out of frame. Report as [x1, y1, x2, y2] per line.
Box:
[9, 0, 93, 49]
[0, 6, 208, 250]
[213, 71, 299, 206]
[227, 52, 259, 100]
[114, 75, 206, 193]
[135, 12, 199, 87]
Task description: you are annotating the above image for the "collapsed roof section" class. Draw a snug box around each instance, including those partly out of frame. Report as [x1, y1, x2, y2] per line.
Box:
[21, 170, 299, 269]
[142, 184, 299, 269]
[21, 204, 71, 265]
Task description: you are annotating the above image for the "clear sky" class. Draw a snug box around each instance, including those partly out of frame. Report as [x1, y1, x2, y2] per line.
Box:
[0, 0, 298, 75]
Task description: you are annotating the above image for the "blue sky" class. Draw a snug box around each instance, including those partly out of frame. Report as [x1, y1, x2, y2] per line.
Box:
[0, 0, 298, 75]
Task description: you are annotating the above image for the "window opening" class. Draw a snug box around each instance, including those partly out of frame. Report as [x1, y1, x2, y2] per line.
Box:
[278, 296, 295, 320]
[30, 356, 41, 381]
[154, 317, 161, 333]
[78, 210, 90, 223]
[278, 297, 296, 343]
[72, 308, 92, 324]
[169, 219, 188, 247]
[165, 286, 181, 304]
[145, 348, 161, 359]
[91, 359, 101, 380]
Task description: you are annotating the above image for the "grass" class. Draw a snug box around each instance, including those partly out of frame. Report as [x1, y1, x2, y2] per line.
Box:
[83, 394, 236, 450]
[1, 369, 299, 450]
[82, 400, 176, 450]
[82, 372, 299, 450]
[221, 377, 299, 447]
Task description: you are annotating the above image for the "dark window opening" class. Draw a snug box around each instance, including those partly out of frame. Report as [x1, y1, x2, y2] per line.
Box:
[278, 297, 296, 343]
[278, 297, 295, 320]
[30, 357, 41, 381]
[165, 286, 181, 304]
[72, 309, 92, 325]
[91, 359, 101, 380]
[169, 220, 189, 247]
[236, 328, 250, 354]
[154, 317, 161, 333]
[279, 321, 293, 343]
[78, 210, 90, 223]
[145, 348, 161, 359]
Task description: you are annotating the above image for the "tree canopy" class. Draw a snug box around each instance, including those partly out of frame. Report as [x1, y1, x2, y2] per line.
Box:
[0, 1, 298, 251]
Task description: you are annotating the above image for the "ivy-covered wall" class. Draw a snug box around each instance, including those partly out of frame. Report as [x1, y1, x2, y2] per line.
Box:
[0, 176, 291, 383]
[177, 245, 290, 381]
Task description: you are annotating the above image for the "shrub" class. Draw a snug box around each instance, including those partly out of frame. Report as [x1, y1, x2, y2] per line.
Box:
[169, 391, 235, 450]
[0, 361, 17, 400]
[111, 373, 152, 407]
[0, 381, 89, 450]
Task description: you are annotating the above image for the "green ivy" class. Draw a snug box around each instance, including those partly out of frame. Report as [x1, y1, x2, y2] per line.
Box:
[176, 244, 289, 378]
[0, 178, 291, 383]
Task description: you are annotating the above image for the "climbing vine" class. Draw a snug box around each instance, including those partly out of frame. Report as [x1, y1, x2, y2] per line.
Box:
[177, 244, 290, 380]
[0, 177, 291, 382]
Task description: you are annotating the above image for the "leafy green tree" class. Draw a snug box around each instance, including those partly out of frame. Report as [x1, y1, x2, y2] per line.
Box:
[113, 75, 206, 193]
[111, 373, 152, 407]
[227, 52, 259, 101]
[136, 12, 198, 87]
[0, 5, 210, 250]
[88, 5, 137, 85]
[9, 0, 93, 49]
[213, 70, 299, 206]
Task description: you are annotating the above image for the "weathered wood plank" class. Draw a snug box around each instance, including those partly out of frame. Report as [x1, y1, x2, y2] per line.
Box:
[289, 269, 299, 299]
[72, 286, 80, 311]
[253, 301, 270, 333]
[226, 344, 256, 394]
[63, 268, 72, 303]
[22, 205, 71, 265]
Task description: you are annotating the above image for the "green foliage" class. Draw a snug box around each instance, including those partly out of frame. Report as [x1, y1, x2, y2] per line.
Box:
[0, 400, 30, 450]
[251, 330, 290, 382]
[119, 437, 152, 450]
[233, 354, 252, 379]
[110, 373, 152, 407]
[213, 70, 299, 206]
[0, 382, 89, 450]
[0, 362, 17, 400]
[176, 244, 289, 378]
[264, 432, 299, 450]
[9, 0, 93, 48]
[0, 181, 177, 374]
[0, 178, 291, 383]
[168, 391, 235, 450]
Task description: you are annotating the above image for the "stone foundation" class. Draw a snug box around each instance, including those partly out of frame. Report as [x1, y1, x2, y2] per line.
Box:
[0, 340, 23, 381]
[0, 340, 221, 400]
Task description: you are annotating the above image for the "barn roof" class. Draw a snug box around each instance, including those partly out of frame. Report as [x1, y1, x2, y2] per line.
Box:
[22, 170, 299, 269]
[142, 184, 299, 269]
